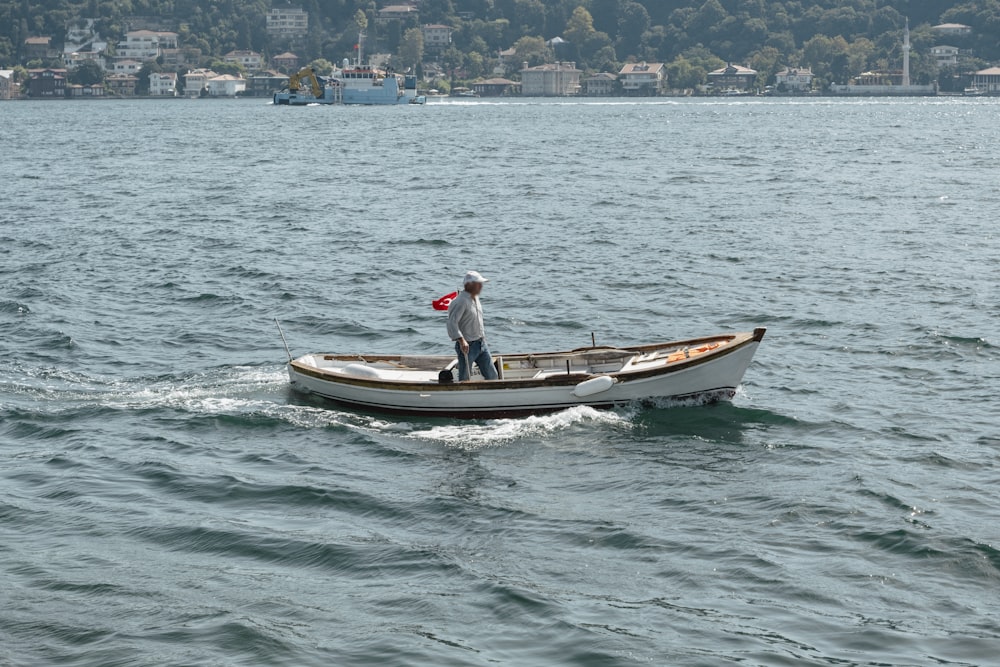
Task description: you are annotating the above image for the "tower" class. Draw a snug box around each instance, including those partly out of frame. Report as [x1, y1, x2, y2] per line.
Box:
[902, 17, 911, 87]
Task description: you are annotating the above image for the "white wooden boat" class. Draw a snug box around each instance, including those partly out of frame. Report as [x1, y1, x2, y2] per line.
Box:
[287, 329, 765, 419]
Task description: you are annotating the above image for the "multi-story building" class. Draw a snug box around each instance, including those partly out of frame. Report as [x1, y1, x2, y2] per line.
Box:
[116, 30, 178, 60]
[27, 69, 67, 97]
[422, 24, 452, 51]
[105, 74, 138, 96]
[272, 52, 300, 72]
[149, 72, 177, 96]
[618, 62, 665, 95]
[0, 70, 18, 99]
[584, 72, 617, 96]
[223, 50, 264, 71]
[183, 69, 217, 97]
[972, 67, 1000, 93]
[707, 63, 757, 92]
[267, 7, 308, 39]
[930, 46, 960, 67]
[520, 62, 581, 96]
[775, 67, 814, 92]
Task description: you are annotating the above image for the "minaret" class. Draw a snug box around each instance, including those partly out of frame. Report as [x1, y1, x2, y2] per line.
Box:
[902, 18, 911, 87]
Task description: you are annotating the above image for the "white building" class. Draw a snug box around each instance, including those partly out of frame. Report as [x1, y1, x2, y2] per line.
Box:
[184, 69, 216, 97]
[0, 70, 17, 100]
[64, 51, 105, 69]
[930, 45, 960, 67]
[422, 24, 452, 50]
[223, 50, 263, 71]
[113, 60, 143, 75]
[149, 71, 177, 96]
[618, 61, 664, 95]
[267, 7, 308, 39]
[116, 30, 178, 60]
[775, 67, 814, 92]
[972, 67, 1000, 93]
[520, 62, 581, 96]
[207, 74, 246, 97]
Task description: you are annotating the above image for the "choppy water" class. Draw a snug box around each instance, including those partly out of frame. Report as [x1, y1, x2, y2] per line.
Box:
[1, 97, 999, 666]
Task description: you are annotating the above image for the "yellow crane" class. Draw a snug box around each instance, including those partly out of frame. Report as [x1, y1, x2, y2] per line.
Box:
[287, 66, 324, 98]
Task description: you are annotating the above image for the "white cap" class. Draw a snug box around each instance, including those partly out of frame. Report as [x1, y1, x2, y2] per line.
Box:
[463, 270, 489, 285]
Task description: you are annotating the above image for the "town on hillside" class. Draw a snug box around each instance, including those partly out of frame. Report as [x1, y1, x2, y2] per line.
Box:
[2, 1, 1000, 101]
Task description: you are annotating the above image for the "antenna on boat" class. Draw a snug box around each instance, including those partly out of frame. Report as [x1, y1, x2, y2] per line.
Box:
[591, 332, 596, 348]
[274, 318, 292, 362]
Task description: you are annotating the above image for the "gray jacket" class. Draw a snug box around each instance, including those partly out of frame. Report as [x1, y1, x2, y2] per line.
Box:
[446, 290, 486, 342]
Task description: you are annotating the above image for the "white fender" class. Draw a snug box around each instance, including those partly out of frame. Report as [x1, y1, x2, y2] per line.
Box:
[572, 375, 616, 398]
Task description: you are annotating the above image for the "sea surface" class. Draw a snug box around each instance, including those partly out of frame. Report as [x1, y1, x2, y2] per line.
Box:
[1, 96, 998, 666]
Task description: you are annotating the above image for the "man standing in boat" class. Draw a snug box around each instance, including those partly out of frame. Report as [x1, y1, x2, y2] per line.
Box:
[447, 271, 499, 382]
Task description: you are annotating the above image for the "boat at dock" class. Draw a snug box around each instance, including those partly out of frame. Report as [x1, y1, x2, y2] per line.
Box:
[287, 329, 766, 419]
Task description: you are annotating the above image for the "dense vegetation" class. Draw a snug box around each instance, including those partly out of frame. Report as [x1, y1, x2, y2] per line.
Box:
[3, 0, 999, 88]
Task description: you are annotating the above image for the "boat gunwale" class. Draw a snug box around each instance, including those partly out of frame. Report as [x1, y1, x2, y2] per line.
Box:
[288, 329, 765, 393]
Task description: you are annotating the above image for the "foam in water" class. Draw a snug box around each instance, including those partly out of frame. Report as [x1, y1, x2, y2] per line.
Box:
[400, 405, 632, 449]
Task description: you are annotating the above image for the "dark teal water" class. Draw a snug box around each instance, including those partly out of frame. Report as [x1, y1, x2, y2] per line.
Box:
[1, 97, 998, 666]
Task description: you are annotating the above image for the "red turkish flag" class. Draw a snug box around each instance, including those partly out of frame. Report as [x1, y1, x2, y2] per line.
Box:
[432, 291, 458, 311]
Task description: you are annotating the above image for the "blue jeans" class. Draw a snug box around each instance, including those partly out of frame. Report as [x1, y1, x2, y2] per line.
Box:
[456, 339, 498, 381]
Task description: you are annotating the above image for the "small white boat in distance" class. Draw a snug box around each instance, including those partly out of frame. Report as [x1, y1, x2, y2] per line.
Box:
[287, 329, 766, 419]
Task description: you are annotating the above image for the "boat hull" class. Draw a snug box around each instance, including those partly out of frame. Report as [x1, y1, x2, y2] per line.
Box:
[288, 330, 765, 419]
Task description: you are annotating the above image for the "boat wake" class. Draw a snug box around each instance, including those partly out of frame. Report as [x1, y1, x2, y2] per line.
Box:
[397, 405, 633, 450]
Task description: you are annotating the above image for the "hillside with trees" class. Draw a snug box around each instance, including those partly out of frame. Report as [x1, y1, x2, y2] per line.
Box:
[2, 0, 999, 89]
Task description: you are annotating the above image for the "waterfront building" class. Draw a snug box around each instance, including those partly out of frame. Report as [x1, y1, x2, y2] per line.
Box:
[471, 77, 516, 97]
[775, 67, 813, 92]
[0, 70, 17, 99]
[149, 72, 177, 96]
[520, 62, 581, 96]
[224, 50, 263, 71]
[66, 83, 105, 97]
[207, 74, 246, 97]
[105, 74, 138, 96]
[618, 62, 664, 95]
[422, 24, 452, 51]
[707, 63, 757, 92]
[584, 72, 617, 96]
[248, 71, 289, 97]
[267, 7, 308, 39]
[972, 67, 1000, 93]
[27, 69, 67, 97]
[830, 21, 936, 96]
[183, 69, 217, 97]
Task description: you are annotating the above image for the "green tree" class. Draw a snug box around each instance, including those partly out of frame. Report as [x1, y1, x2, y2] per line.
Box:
[210, 60, 246, 77]
[309, 58, 334, 75]
[512, 35, 552, 67]
[564, 6, 596, 46]
[69, 59, 104, 85]
[617, 1, 650, 56]
[136, 61, 163, 95]
[397, 27, 424, 70]
[354, 8, 368, 32]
